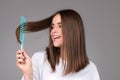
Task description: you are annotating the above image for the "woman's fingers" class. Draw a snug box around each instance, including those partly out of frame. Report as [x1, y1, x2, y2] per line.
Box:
[16, 53, 24, 59]
[16, 50, 25, 63]
[16, 49, 33, 77]
[16, 49, 31, 64]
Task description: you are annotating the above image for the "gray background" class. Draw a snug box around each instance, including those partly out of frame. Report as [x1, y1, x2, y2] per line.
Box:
[0, 0, 120, 80]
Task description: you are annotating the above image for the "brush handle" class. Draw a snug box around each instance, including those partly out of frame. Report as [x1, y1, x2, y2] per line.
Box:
[21, 44, 23, 50]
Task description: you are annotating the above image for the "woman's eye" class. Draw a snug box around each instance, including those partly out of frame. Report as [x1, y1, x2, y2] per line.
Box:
[50, 26, 53, 29]
[59, 25, 62, 28]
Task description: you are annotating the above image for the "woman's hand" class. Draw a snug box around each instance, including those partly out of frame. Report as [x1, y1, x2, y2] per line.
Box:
[16, 49, 33, 80]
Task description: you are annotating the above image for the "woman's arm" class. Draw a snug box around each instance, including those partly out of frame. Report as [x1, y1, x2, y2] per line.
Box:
[16, 49, 33, 80]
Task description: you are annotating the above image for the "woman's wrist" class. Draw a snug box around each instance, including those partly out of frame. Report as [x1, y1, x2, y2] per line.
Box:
[23, 72, 33, 80]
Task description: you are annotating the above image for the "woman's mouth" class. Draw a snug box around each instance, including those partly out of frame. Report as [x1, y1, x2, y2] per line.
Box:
[52, 35, 61, 41]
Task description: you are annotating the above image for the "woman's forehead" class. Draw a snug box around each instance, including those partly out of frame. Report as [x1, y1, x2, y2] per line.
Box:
[52, 14, 61, 24]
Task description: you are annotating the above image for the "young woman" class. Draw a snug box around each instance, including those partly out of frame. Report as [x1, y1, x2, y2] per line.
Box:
[16, 9, 100, 80]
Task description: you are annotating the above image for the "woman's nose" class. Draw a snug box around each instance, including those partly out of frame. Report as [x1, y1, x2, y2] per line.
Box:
[51, 27, 57, 33]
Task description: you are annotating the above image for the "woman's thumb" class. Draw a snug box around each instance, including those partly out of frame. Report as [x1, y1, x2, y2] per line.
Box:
[22, 49, 30, 59]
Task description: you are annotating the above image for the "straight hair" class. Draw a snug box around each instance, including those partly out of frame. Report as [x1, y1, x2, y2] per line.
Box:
[16, 9, 89, 75]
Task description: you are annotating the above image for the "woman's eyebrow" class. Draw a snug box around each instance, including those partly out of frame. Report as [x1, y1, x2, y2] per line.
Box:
[52, 22, 61, 25]
[57, 22, 61, 25]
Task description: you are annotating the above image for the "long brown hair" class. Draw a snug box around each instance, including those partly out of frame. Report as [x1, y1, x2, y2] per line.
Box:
[16, 9, 89, 75]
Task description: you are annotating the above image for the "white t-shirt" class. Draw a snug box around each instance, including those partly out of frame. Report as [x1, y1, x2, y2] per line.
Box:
[22, 51, 100, 80]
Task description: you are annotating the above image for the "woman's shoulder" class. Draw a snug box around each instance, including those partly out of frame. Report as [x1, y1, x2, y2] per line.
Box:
[82, 61, 99, 74]
[88, 61, 98, 70]
[70, 61, 100, 80]
[79, 61, 100, 80]
[31, 51, 47, 63]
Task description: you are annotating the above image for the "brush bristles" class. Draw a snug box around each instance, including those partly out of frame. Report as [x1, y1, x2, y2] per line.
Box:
[20, 16, 26, 50]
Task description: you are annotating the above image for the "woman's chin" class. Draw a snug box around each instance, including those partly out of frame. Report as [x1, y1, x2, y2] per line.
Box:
[53, 44, 61, 48]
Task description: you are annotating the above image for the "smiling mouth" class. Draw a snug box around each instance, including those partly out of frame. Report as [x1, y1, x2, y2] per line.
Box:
[52, 36, 61, 40]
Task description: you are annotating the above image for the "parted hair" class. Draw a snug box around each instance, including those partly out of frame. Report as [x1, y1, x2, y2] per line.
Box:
[16, 9, 89, 75]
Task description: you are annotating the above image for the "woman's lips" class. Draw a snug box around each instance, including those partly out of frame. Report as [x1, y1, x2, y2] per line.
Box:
[52, 35, 61, 41]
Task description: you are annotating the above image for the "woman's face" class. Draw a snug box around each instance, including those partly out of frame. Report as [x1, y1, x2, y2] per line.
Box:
[51, 14, 63, 48]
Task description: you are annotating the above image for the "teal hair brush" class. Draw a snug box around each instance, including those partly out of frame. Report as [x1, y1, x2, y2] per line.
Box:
[20, 16, 26, 50]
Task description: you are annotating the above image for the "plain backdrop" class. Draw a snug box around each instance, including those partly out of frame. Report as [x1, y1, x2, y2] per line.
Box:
[0, 0, 120, 80]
